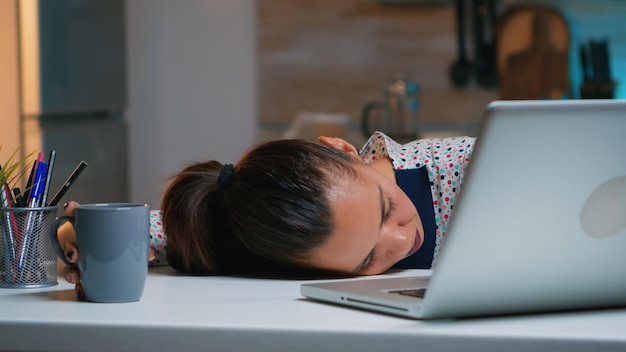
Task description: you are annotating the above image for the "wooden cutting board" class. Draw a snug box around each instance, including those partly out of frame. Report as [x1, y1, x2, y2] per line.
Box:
[496, 6, 570, 100]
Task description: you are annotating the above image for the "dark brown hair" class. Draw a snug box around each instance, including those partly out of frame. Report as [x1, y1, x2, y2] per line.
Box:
[161, 138, 358, 275]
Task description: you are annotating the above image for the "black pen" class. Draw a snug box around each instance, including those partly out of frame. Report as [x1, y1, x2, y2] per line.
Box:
[12, 188, 21, 207]
[47, 161, 88, 206]
[24, 160, 37, 198]
[40, 150, 56, 208]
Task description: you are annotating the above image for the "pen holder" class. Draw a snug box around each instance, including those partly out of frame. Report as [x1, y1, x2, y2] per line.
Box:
[0, 206, 59, 288]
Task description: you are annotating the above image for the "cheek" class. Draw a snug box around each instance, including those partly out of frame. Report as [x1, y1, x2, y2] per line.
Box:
[397, 192, 418, 219]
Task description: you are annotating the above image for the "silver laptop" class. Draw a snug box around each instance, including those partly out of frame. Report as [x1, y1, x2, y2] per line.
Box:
[301, 99, 626, 319]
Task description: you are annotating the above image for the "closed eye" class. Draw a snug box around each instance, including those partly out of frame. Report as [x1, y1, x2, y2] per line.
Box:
[359, 251, 377, 273]
[382, 197, 396, 223]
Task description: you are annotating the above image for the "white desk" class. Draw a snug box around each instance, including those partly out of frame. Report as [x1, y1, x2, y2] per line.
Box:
[1, 267, 626, 352]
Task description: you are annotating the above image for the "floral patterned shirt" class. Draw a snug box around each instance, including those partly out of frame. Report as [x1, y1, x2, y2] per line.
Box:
[149, 210, 167, 266]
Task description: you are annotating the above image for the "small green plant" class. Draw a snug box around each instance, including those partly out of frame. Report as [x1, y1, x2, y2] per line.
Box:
[1, 145, 37, 208]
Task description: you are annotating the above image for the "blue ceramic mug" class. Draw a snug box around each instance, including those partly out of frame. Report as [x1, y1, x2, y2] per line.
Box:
[49, 203, 149, 303]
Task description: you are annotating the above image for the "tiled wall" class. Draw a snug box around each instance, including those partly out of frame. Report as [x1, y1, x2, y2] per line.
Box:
[257, 0, 626, 145]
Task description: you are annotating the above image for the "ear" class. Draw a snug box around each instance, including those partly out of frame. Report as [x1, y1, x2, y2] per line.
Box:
[318, 136, 360, 158]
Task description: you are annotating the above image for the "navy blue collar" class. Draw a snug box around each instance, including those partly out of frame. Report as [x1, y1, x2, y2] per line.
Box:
[392, 166, 436, 269]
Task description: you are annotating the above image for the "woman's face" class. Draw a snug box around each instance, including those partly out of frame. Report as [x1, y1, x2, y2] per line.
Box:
[308, 161, 424, 275]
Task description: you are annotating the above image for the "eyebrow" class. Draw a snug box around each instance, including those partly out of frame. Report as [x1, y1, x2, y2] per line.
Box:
[351, 185, 385, 274]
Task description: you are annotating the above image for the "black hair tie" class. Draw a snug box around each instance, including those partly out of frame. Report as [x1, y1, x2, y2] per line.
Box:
[218, 163, 234, 189]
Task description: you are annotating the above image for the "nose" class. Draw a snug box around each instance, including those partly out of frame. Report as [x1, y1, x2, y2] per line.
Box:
[381, 226, 412, 259]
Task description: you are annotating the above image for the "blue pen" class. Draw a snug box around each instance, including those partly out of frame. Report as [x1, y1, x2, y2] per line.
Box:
[27, 162, 47, 208]
[17, 161, 47, 275]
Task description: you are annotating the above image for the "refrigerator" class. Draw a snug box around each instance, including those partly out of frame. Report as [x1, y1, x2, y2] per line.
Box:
[18, 0, 128, 204]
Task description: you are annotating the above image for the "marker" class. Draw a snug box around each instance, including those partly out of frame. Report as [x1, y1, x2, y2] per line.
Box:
[47, 161, 88, 206]
[0, 182, 13, 208]
[0, 164, 14, 208]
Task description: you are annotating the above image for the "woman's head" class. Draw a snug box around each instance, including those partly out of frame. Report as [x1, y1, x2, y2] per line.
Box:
[162, 136, 424, 276]
[161, 138, 360, 275]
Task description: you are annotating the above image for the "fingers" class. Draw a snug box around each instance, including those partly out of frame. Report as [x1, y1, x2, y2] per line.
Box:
[149, 248, 156, 262]
[64, 242, 79, 264]
[57, 224, 77, 256]
[62, 242, 80, 284]
[63, 201, 79, 216]
[58, 201, 79, 251]
[64, 266, 80, 284]
[75, 282, 86, 301]
[60, 201, 85, 301]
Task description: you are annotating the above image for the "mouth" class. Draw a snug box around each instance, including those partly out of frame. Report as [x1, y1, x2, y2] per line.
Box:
[405, 228, 422, 258]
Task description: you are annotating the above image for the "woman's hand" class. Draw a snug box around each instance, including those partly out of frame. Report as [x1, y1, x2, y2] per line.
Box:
[58, 201, 85, 300]
[59, 201, 80, 283]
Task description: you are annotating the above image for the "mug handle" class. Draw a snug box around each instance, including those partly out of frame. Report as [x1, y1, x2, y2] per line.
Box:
[48, 216, 78, 269]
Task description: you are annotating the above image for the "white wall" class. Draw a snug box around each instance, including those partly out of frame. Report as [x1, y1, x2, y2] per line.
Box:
[126, 0, 258, 209]
[0, 0, 21, 164]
